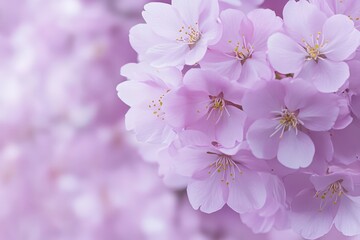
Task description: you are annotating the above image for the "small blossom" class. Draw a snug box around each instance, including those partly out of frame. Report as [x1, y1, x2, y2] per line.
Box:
[201, 8, 282, 86]
[243, 79, 340, 169]
[129, 0, 222, 68]
[268, 0, 360, 93]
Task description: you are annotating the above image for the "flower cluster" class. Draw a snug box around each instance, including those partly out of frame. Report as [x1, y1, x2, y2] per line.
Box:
[118, 0, 360, 239]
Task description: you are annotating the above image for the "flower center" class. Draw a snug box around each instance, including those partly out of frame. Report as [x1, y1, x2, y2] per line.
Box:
[177, 23, 201, 47]
[271, 108, 302, 138]
[315, 180, 346, 211]
[205, 92, 243, 124]
[207, 152, 243, 185]
[148, 91, 169, 121]
[302, 32, 328, 62]
[228, 36, 254, 64]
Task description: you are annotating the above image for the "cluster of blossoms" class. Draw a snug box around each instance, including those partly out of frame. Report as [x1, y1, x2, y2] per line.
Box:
[119, 0, 360, 239]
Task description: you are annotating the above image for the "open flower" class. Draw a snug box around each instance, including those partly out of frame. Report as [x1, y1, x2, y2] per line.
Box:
[310, 0, 360, 30]
[201, 8, 282, 86]
[267, 0, 360, 93]
[291, 167, 360, 239]
[129, 0, 221, 68]
[173, 130, 267, 214]
[243, 79, 340, 169]
[117, 63, 182, 143]
[163, 69, 246, 148]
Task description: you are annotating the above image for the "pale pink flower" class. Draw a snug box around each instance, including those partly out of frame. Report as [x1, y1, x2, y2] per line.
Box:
[129, 0, 221, 68]
[291, 167, 360, 239]
[310, 0, 360, 30]
[200, 8, 282, 86]
[243, 78, 340, 169]
[173, 130, 267, 214]
[163, 69, 246, 148]
[117, 63, 182, 143]
[268, 0, 360, 92]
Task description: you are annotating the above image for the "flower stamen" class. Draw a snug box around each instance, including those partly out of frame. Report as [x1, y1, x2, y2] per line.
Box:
[206, 92, 243, 124]
[207, 152, 243, 185]
[148, 91, 169, 121]
[314, 180, 347, 211]
[271, 108, 303, 138]
[229, 35, 254, 64]
[302, 32, 328, 62]
[177, 23, 201, 47]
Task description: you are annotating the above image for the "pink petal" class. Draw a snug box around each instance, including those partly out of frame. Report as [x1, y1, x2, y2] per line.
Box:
[147, 42, 189, 68]
[200, 49, 242, 81]
[246, 119, 280, 160]
[239, 52, 273, 87]
[215, 108, 246, 148]
[183, 68, 231, 97]
[283, 79, 317, 111]
[267, 33, 306, 74]
[297, 93, 340, 131]
[177, 130, 211, 148]
[184, 43, 208, 65]
[241, 212, 275, 233]
[299, 59, 349, 93]
[291, 188, 338, 239]
[310, 131, 334, 164]
[242, 80, 285, 119]
[162, 87, 208, 129]
[247, 9, 283, 50]
[277, 131, 315, 169]
[116, 81, 148, 107]
[310, 173, 349, 192]
[129, 24, 164, 56]
[322, 15, 360, 61]
[142, 2, 183, 39]
[128, 108, 172, 143]
[187, 176, 226, 213]
[211, 9, 246, 53]
[283, 0, 327, 42]
[174, 147, 212, 177]
[335, 196, 360, 236]
[227, 170, 266, 213]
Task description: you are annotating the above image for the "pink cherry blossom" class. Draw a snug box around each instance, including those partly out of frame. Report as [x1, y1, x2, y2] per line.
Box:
[268, 0, 360, 93]
[173, 130, 267, 214]
[118, 63, 182, 143]
[291, 167, 360, 239]
[243, 78, 340, 169]
[129, 0, 222, 68]
[200, 8, 282, 86]
[310, 0, 360, 30]
[163, 69, 246, 148]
